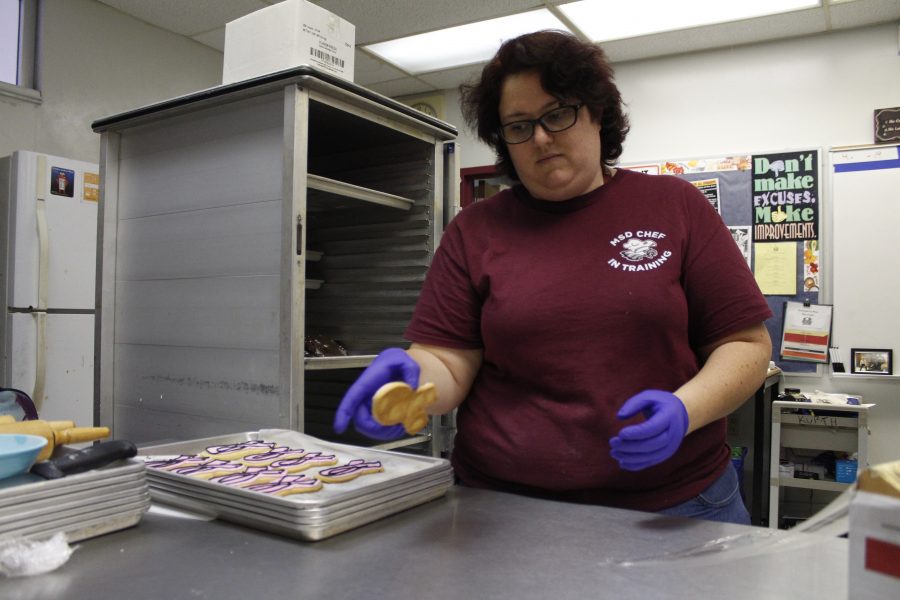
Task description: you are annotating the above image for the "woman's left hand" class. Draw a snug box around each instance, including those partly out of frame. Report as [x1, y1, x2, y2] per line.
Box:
[609, 390, 689, 471]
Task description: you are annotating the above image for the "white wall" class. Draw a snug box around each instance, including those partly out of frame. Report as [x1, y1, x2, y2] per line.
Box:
[0, 0, 223, 163]
[450, 22, 900, 466]
[615, 24, 900, 163]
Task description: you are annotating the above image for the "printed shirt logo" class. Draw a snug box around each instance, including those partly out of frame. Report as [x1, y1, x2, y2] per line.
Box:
[608, 230, 672, 272]
[620, 238, 657, 261]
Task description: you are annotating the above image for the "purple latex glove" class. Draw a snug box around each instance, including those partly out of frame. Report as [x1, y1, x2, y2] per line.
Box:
[333, 348, 419, 441]
[609, 389, 689, 471]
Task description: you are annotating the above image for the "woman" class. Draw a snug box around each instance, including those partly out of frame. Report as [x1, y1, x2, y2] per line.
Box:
[335, 30, 772, 524]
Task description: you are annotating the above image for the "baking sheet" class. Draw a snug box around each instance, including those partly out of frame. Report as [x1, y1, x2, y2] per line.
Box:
[149, 483, 448, 541]
[0, 491, 149, 534]
[0, 458, 145, 505]
[1, 496, 150, 541]
[0, 485, 148, 528]
[147, 473, 452, 524]
[140, 430, 450, 507]
[140, 429, 454, 540]
[146, 468, 452, 519]
[63, 506, 148, 543]
[0, 471, 146, 512]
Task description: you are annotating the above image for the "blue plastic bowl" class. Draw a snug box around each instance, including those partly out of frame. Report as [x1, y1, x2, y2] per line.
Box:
[0, 434, 48, 480]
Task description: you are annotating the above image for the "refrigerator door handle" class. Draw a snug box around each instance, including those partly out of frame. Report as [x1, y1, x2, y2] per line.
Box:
[31, 311, 47, 411]
[31, 155, 50, 410]
[36, 154, 49, 311]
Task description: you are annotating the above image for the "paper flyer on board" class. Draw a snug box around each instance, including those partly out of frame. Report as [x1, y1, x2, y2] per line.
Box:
[780, 300, 832, 362]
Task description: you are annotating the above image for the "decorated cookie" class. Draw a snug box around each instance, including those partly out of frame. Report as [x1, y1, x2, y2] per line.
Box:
[173, 459, 245, 479]
[245, 474, 323, 496]
[238, 447, 308, 468]
[145, 454, 209, 472]
[372, 381, 437, 434]
[317, 459, 384, 483]
[269, 451, 338, 473]
[210, 466, 286, 487]
[199, 441, 276, 461]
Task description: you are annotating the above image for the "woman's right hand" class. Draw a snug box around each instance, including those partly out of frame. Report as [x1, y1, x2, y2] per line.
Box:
[333, 348, 420, 440]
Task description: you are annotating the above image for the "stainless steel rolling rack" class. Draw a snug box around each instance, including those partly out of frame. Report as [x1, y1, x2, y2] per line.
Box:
[91, 67, 459, 456]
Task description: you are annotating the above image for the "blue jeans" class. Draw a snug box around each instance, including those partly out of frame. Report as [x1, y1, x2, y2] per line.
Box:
[658, 465, 750, 525]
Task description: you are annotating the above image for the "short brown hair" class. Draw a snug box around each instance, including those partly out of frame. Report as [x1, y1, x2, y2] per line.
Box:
[459, 30, 630, 181]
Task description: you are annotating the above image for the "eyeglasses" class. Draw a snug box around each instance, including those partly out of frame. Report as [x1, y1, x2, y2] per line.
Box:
[498, 103, 584, 144]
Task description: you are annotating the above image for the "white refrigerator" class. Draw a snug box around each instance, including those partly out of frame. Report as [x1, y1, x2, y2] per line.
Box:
[0, 150, 99, 425]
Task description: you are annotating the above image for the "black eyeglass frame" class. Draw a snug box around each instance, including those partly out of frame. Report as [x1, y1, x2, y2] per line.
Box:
[498, 103, 585, 145]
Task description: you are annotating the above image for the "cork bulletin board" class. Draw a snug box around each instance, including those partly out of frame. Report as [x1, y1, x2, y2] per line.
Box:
[623, 149, 822, 373]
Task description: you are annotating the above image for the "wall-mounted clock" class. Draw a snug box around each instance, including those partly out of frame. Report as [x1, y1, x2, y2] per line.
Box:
[398, 94, 445, 120]
[410, 101, 438, 117]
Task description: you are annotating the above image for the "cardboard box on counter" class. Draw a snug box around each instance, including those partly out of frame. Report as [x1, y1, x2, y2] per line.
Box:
[849, 460, 900, 599]
[223, 0, 355, 85]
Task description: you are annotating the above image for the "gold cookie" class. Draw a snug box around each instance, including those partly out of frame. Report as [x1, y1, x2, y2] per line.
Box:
[372, 381, 437, 434]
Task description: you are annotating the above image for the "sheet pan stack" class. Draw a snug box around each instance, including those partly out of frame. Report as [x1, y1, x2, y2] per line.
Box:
[0, 458, 150, 542]
[140, 429, 453, 541]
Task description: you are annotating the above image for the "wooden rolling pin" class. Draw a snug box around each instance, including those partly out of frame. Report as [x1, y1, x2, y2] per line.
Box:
[0, 420, 110, 461]
[0, 415, 75, 428]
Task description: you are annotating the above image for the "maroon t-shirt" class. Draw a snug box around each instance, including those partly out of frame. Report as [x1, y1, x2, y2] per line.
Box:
[405, 169, 772, 511]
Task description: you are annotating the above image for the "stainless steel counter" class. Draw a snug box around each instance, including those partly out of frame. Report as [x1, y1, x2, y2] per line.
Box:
[5, 486, 846, 599]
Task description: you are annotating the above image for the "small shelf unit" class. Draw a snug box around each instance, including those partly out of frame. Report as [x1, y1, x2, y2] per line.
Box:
[768, 399, 873, 528]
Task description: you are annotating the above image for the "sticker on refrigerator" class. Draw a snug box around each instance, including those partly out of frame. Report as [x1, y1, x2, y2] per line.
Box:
[83, 172, 99, 203]
[50, 166, 75, 197]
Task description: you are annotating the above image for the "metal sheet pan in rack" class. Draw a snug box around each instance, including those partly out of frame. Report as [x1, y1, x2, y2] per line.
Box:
[0, 485, 148, 528]
[1, 496, 150, 541]
[0, 458, 146, 505]
[140, 429, 452, 509]
[149, 483, 449, 541]
[145, 468, 451, 520]
[147, 473, 452, 525]
[0, 491, 150, 536]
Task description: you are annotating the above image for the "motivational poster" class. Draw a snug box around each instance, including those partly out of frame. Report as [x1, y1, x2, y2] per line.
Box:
[752, 151, 819, 241]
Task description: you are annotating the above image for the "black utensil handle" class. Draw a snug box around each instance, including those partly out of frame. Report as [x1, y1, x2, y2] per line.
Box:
[52, 440, 138, 475]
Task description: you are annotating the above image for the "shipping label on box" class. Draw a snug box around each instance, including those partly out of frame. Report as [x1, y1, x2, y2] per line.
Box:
[849, 461, 900, 599]
[223, 0, 355, 85]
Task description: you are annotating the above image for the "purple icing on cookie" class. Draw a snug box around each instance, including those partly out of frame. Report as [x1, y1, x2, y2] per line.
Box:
[270, 451, 337, 471]
[210, 466, 285, 487]
[317, 459, 383, 480]
[145, 454, 208, 471]
[173, 459, 243, 477]
[241, 447, 307, 466]
[201, 441, 274, 457]
[246, 474, 322, 494]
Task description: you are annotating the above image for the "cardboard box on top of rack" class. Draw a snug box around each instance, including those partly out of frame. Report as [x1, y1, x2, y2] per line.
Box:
[849, 460, 900, 598]
[223, 0, 355, 85]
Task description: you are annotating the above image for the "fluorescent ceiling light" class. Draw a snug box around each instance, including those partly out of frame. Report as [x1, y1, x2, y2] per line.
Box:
[560, 0, 822, 42]
[363, 9, 570, 74]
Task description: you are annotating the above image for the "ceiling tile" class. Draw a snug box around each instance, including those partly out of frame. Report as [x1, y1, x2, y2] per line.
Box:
[97, 0, 272, 36]
[353, 50, 408, 85]
[417, 64, 486, 90]
[312, 0, 553, 44]
[365, 77, 439, 98]
[604, 9, 829, 64]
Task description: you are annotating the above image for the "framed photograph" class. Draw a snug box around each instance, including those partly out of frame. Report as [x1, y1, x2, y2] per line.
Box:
[850, 348, 893, 375]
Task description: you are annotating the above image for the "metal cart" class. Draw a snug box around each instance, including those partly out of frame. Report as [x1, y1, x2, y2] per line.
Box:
[91, 67, 459, 455]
